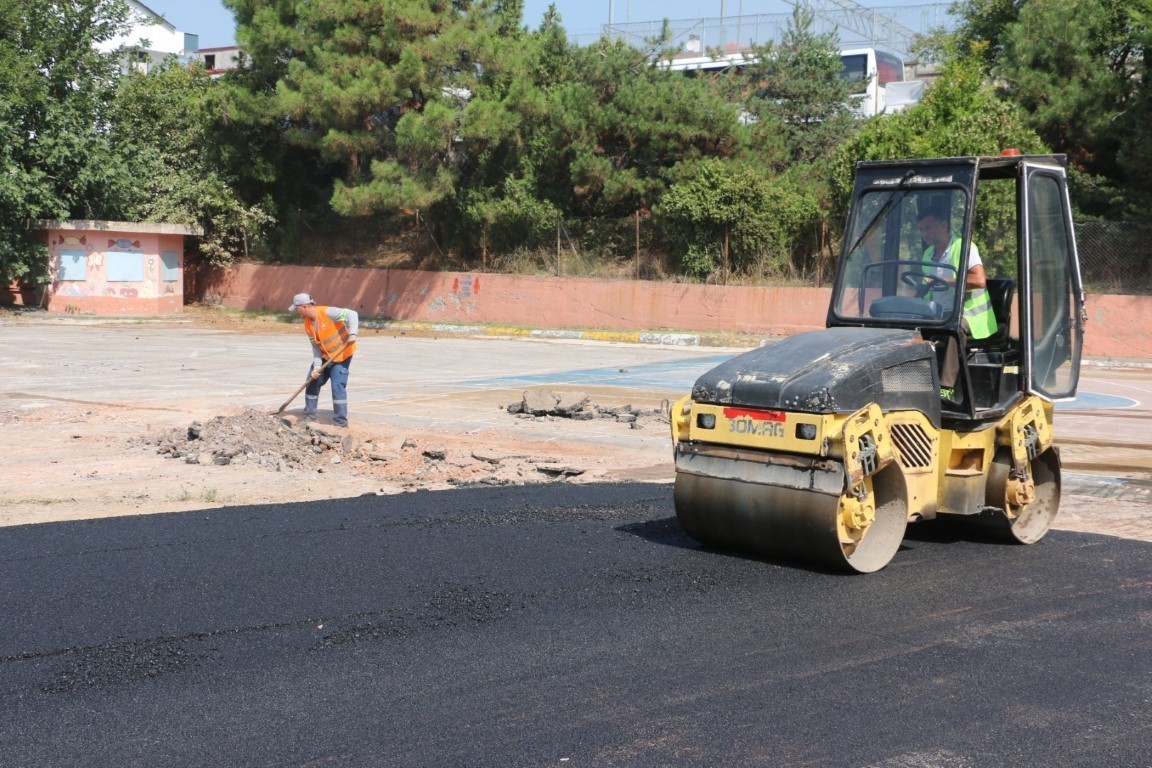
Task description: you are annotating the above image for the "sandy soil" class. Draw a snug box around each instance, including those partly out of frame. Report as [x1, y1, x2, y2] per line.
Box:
[0, 306, 676, 527]
[0, 392, 672, 528]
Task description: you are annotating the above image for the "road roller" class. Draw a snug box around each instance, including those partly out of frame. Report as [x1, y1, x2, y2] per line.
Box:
[671, 153, 1087, 572]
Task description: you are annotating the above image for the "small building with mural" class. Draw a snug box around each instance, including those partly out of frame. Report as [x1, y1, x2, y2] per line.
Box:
[27, 220, 203, 315]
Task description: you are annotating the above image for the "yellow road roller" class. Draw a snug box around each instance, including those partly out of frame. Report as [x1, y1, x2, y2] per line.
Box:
[671, 153, 1087, 572]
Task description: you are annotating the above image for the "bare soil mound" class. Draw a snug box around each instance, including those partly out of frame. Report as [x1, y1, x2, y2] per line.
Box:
[139, 409, 337, 472]
[126, 394, 669, 498]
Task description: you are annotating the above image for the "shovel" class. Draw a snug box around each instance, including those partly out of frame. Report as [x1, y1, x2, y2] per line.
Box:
[276, 343, 350, 415]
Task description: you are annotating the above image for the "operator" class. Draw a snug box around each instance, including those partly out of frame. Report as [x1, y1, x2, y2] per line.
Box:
[915, 209, 997, 403]
[288, 292, 358, 428]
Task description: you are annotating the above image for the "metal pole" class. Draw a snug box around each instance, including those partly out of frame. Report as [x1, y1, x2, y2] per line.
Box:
[720, 0, 726, 48]
[635, 210, 641, 280]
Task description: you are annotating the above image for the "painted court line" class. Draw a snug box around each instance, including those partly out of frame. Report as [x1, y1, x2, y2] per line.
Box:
[464, 354, 1133, 412]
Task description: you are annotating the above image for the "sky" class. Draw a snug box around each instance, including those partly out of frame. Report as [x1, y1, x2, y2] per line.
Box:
[140, 0, 938, 50]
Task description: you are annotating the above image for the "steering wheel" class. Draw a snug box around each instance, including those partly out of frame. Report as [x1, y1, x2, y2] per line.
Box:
[901, 270, 950, 298]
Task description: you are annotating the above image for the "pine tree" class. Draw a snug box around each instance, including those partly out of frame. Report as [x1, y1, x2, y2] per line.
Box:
[958, 0, 1150, 217]
[741, 6, 859, 171]
[225, 0, 530, 221]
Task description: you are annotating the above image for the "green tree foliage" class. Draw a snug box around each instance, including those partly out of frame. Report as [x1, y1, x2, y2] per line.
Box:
[435, 8, 563, 257]
[225, 0, 529, 220]
[830, 52, 1045, 274]
[740, 6, 859, 172]
[203, 15, 344, 259]
[0, 0, 262, 283]
[999, 2, 1131, 174]
[107, 61, 273, 265]
[831, 52, 1044, 202]
[956, 0, 1151, 217]
[0, 0, 133, 284]
[1119, 0, 1152, 214]
[538, 32, 743, 220]
[950, 0, 1021, 65]
[211, 2, 878, 274]
[659, 158, 819, 281]
[453, 16, 745, 258]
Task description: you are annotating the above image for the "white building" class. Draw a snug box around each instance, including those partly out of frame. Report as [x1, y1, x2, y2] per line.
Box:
[97, 0, 199, 72]
[198, 46, 243, 77]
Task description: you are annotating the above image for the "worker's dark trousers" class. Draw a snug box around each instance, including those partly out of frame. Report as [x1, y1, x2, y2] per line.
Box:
[305, 357, 352, 427]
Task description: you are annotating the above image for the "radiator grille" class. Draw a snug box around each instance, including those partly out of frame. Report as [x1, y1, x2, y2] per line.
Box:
[881, 360, 935, 392]
[890, 422, 935, 469]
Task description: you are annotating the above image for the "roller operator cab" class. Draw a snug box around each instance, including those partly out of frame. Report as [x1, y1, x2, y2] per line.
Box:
[671, 154, 1087, 572]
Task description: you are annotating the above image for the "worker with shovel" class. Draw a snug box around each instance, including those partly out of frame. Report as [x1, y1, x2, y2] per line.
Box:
[287, 293, 358, 427]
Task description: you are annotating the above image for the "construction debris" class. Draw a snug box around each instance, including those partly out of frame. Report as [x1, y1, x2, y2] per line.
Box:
[133, 405, 651, 490]
[506, 389, 670, 429]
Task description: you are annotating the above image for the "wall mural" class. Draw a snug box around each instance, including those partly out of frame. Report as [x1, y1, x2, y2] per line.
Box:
[452, 275, 480, 298]
[43, 228, 182, 309]
[56, 283, 91, 297]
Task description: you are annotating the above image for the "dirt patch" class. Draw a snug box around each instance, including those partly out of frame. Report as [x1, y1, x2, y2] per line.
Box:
[132, 405, 649, 492]
[0, 385, 674, 528]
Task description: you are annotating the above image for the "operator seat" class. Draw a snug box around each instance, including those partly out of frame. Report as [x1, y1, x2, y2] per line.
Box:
[972, 277, 1016, 352]
[966, 277, 1018, 410]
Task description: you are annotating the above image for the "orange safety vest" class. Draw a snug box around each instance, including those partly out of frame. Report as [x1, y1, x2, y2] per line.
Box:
[305, 307, 356, 362]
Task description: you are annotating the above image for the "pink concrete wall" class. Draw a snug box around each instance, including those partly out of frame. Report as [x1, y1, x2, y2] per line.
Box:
[209, 263, 1152, 359]
[210, 264, 834, 337]
[45, 230, 185, 315]
[1084, 294, 1152, 359]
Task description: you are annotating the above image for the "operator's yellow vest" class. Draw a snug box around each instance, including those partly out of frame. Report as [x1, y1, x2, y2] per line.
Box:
[926, 239, 997, 340]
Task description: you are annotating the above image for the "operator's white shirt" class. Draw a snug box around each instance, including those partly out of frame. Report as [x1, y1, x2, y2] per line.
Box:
[929, 237, 982, 273]
[927, 238, 982, 311]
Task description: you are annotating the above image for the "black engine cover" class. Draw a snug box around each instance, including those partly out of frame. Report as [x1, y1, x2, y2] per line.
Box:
[692, 327, 941, 426]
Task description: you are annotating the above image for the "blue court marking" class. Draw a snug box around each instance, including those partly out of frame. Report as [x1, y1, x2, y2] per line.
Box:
[1056, 392, 1138, 411]
[468, 354, 1140, 412]
[466, 355, 733, 391]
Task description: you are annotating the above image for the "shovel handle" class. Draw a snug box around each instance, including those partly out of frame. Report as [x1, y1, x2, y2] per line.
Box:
[275, 350, 344, 414]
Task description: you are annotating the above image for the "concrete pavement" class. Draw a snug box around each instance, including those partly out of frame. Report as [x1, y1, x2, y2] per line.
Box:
[2, 311, 1151, 539]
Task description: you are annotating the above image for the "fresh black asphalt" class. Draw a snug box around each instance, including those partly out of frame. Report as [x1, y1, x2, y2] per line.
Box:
[1, 483, 1149, 767]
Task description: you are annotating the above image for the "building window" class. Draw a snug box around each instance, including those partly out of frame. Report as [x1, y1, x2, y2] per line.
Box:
[161, 251, 180, 281]
[58, 249, 87, 281]
[106, 251, 144, 282]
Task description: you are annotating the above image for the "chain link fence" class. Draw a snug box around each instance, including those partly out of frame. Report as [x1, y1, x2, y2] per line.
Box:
[497, 214, 833, 285]
[506, 214, 1152, 295]
[599, 3, 958, 58]
[270, 209, 1152, 296]
[1074, 220, 1152, 295]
